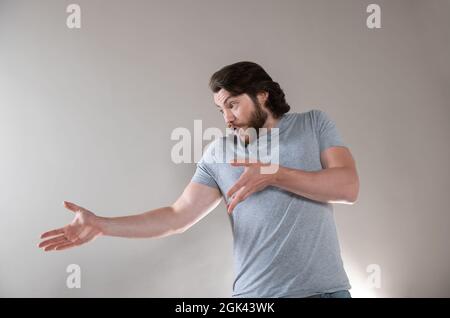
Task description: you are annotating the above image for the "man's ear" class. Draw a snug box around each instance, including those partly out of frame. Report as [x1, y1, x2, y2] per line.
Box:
[257, 91, 269, 104]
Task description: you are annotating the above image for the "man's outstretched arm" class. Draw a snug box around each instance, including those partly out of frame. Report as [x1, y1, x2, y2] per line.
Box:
[38, 182, 222, 251]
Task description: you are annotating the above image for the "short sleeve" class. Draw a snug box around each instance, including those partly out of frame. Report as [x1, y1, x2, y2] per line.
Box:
[190, 140, 220, 189]
[312, 109, 346, 153]
[191, 159, 220, 189]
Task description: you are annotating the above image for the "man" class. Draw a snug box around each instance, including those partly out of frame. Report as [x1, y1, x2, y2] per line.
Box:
[38, 61, 359, 298]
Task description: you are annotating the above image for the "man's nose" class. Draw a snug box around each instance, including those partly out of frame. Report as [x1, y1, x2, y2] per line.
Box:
[223, 109, 235, 124]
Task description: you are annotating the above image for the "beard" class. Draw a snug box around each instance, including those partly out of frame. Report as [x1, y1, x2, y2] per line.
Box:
[236, 100, 268, 145]
[247, 100, 268, 132]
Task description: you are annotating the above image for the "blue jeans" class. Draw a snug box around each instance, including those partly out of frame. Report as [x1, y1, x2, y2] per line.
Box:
[305, 290, 352, 298]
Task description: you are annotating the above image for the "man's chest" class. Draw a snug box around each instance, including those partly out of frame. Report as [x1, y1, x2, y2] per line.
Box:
[215, 132, 323, 193]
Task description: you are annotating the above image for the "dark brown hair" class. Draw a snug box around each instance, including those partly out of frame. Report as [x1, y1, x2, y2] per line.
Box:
[209, 61, 290, 118]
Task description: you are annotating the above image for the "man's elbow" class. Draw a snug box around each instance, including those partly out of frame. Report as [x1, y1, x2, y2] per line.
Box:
[167, 205, 191, 235]
[345, 181, 360, 204]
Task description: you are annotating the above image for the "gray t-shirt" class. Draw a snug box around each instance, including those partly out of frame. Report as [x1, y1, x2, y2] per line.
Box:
[191, 109, 351, 297]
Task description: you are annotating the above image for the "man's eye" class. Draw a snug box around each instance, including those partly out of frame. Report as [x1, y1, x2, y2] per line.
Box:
[218, 109, 224, 114]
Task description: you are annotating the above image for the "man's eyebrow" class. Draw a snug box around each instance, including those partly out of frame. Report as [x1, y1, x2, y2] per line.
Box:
[215, 96, 234, 108]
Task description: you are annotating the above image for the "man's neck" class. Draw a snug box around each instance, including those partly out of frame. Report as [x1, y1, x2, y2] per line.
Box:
[240, 115, 280, 145]
[262, 115, 280, 132]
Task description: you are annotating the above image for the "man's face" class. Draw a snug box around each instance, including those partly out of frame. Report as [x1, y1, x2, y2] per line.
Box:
[213, 88, 268, 140]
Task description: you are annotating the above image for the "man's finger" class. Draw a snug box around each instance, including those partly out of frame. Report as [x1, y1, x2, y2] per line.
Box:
[227, 179, 245, 199]
[40, 228, 65, 239]
[54, 242, 77, 251]
[227, 188, 246, 214]
[44, 245, 57, 252]
[44, 240, 68, 251]
[63, 201, 83, 213]
[228, 184, 256, 214]
[228, 197, 241, 215]
[45, 240, 75, 251]
[241, 191, 255, 201]
[38, 235, 67, 248]
[235, 185, 254, 207]
[50, 230, 98, 251]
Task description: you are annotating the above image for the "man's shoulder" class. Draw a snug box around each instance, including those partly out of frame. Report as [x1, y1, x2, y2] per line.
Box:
[281, 109, 321, 125]
[199, 135, 233, 164]
[204, 135, 233, 150]
[288, 109, 324, 117]
[289, 109, 332, 125]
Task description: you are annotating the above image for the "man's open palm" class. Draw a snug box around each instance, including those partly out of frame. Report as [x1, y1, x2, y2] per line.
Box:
[38, 201, 102, 251]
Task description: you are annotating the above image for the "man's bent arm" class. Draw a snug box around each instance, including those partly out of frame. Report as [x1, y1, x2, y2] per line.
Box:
[272, 146, 359, 204]
[272, 166, 359, 204]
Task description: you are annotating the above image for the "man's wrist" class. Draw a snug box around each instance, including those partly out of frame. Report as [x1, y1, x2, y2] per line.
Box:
[93, 215, 108, 237]
[270, 165, 285, 187]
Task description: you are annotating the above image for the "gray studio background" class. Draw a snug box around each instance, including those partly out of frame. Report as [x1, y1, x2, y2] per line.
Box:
[1, 0, 449, 297]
